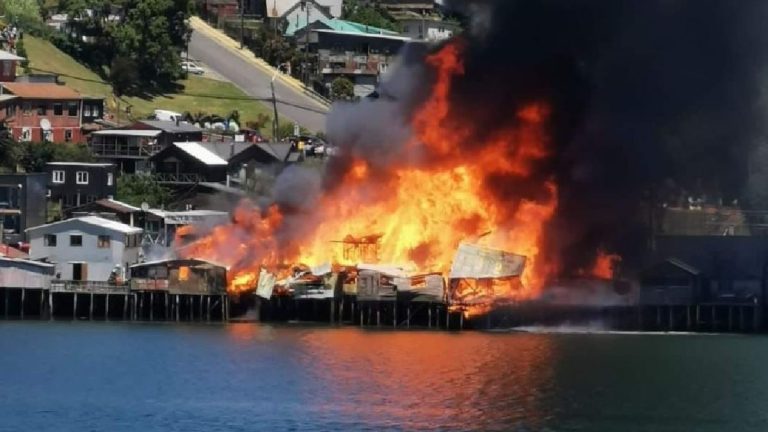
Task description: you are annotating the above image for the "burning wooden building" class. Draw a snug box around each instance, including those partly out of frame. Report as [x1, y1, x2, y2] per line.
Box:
[448, 242, 527, 318]
[129, 258, 229, 321]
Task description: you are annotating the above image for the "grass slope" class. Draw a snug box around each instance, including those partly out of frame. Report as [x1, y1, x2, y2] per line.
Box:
[23, 36, 281, 135]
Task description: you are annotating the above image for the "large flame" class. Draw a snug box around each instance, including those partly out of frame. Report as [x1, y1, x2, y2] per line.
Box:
[179, 42, 562, 311]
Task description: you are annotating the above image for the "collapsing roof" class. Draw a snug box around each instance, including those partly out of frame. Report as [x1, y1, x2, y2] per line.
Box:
[449, 243, 526, 279]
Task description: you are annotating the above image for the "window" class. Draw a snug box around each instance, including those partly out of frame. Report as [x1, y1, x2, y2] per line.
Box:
[37, 104, 46, 115]
[22, 103, 31, 116]
[5, 104, 15, 116]
[107, 172, 114, 186]
[97, 235, 110, 248]
[44, 234, 57, 247]
[20, 127, 31, 142]
[53, 103, 63, 116]
[67, 102, 78, 117]
[43, 130, 52, 142]
[2, 60, 11, 76]
[65, 129, 73, 142]
[76, 171, 89, 185]
[84, 104, 92, 117]
[52, 170, 65, 183]
[70, 235, 82, 247]
[86, 194, 96, 204]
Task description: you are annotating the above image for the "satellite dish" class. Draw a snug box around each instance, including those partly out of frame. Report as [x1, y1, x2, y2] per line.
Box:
[39, 118, 51, 130]
[140, 202, 150, 212]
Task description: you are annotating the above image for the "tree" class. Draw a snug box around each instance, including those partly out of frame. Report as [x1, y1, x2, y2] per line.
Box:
[341, 0, 399, 32]
[109, 56, 139, 97]
[0, 130, 22, 172]
[0, 0, 43, 29]
[117, 173, 172, 207]
[14, 38, 31, 74]
[330, 77, 355, 101]
[18, 141, 93, 172]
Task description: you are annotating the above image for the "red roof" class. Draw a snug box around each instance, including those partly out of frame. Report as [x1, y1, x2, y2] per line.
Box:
[1, 82, 81, 100]
[0, 244, 29, 259]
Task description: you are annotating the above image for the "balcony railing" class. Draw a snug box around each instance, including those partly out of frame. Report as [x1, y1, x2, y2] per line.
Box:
[51, 281, 131, 294]
[153, 173, 204, 184]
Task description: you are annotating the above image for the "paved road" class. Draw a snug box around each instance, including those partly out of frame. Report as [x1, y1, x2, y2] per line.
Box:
[189, 30, 329, 133]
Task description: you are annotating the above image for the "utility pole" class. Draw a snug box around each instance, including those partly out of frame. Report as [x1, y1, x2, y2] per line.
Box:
[271, 71, 279, 140]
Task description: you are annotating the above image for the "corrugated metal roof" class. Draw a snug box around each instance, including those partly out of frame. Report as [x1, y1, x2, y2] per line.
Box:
[139, 120, 202, 133]
[95, 198, 141, 213]
[0, 50, 25, 61]
[26, 216, 143, 235]
[90, 129, 162, 137]
[268, 0, 342, 18]
[286, 16, 400, 36]
[173, 142, 228, 166]
[46, 162, 114, 167]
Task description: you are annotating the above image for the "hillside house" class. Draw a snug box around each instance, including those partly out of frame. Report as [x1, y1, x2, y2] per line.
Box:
[27, 216, 143, 282]
[298, 29, 412, 97]
[149, 142, 228, 184]
[0, 82, 103, 143]
[46, 162, 117, 210]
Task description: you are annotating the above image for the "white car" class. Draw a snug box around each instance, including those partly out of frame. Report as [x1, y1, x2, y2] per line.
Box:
[181, 61, 204, 75]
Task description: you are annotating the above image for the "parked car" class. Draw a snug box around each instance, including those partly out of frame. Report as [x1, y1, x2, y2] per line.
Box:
[181, 61, 205, 75]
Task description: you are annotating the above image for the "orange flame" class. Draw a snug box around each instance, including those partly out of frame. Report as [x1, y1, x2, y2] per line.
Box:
[591, 250, 621, 280]
[178, 42, 560, 316]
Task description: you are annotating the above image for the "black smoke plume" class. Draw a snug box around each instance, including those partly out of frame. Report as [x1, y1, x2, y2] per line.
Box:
[326, 0, 768, 277]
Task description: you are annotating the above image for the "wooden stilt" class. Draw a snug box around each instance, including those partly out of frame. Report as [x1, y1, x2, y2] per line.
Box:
[376, 304, 381, 327]
[39, 289, 44, 319]
[407, 305, 411, 329]
[669, 305, 675, 331]
[728, 306, 734, 332]
[446, 307, 450, 329]
[20, 288, 25, 320]
[150, 292, 154, 321]
[138, 292, 144, 320]
[686, 306, 692, 330]
[106, 294, 110, 320]
[89, 293, 94, 320]
[393, 301, 397, 328]
[73, 293, 78, 320]
[339, 297, 344, 323]
[49, 291, 53, 320]
[206, 296, 211, 321]
[175, 295, 180, 322]
[428, 303, 432, 329]
[225, 296, 230, 321]
[695, 304, 701, 330]
[740, 306, 746, 331]
[350, 300, 355, 325]
[188, 295, 192, 321]
[459, 311, 464, 330]
[199, 295, 203, 321]
[123, 294, 128, 320]
[330, 299, 335, 324]
[360, 303, 364, 327]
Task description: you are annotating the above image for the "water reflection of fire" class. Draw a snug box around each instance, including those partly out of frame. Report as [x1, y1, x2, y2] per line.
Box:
[177, 42, 610, 315]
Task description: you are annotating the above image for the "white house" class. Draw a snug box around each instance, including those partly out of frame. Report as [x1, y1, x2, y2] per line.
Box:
[398, 14, 459, 42]
[27, 216, 143, 282]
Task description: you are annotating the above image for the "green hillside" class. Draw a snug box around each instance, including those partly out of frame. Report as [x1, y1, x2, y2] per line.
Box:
[23, 36, 279, 134]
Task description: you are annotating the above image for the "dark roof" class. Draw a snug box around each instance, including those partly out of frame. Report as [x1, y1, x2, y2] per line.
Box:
[229, 142, 295, 166]
[138, 120, 203, 134]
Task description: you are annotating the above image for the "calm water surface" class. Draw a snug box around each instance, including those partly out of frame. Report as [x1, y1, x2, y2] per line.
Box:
[1, 322, 767, 431]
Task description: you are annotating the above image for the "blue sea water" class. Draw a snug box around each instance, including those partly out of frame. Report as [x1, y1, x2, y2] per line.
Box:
[1, 322, 767, 431]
